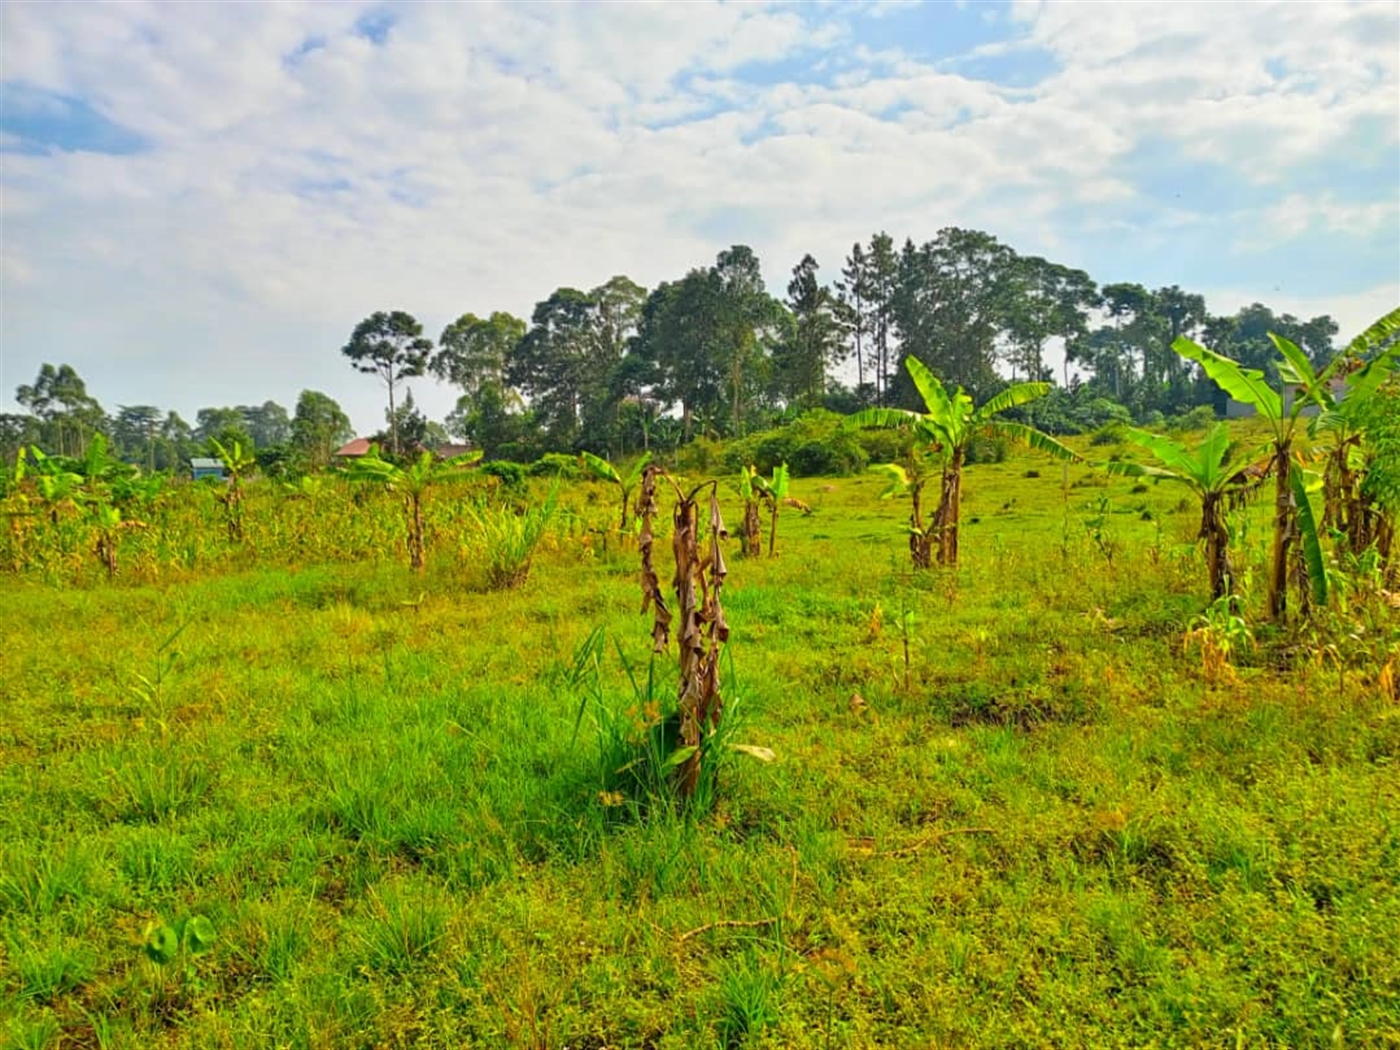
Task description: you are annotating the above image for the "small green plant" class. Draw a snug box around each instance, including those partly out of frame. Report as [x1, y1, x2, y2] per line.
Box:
[355, 882, 449, 975]
[736, 464, 764, 558]
[465, 484, 557, 589]
[1184, 595, 1254, 683]
[143, 912, 217, 996]
[351, 444, 482, 571]
[128, 621, 189, 733]
[208, 437, 257, 543]
[751, 462, 790, 557]
[579, 449, 652, 531]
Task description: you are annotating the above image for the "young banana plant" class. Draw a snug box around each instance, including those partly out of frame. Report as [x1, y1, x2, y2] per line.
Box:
[736, 464, 764, 558]
[349, 445, 482, 570]
[751, 462, 790, 557]
[208, 438, 258, 543]
[1107, 425, 1267, 604]
[1308, 313, 1400, 559]
[1174, 305, 1399, 620]
[579, 450, 652, 532]
[851, 355, 1078, 568]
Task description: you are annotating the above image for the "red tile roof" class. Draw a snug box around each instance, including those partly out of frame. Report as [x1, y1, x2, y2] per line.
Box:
[333, 438, 373, 457]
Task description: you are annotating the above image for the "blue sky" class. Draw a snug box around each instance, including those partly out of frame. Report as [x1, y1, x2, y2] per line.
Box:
[2, 0, 1397, 433]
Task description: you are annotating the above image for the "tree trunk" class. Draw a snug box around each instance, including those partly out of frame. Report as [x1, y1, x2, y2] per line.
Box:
[1268, 440, 1294, 622]
[743, 500, 762, 557]
[408, 492, 424, 571]
[388, 377, 399, 459]
[1201, 493, 1231, 603]
[935, 448, 965, 568]
[909, 481, 931, 569]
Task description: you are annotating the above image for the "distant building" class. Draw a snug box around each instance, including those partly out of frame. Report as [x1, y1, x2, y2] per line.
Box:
[1223, 375, 1346, 419]
[190, 457, 227, 481]
[433, 443, 475, 460]
[333, 437, 374, 459]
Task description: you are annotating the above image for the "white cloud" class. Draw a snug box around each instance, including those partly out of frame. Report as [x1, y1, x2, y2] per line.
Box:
[1, 0, 1396, 431]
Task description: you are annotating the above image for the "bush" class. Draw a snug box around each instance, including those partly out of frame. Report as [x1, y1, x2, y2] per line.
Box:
[1089, 423, 1126, 447]
[790, 438, 867, 477]
[527, 453, 583, 480]
[465, 488, 557, 589]
[1169, 405, 1218, 432]
[965, 434, 1008, 465]
[718, 409, 869, 477]
[856, 428, 911, 465]
[676, 437, 722, 474]
[479, 460, 526, 487]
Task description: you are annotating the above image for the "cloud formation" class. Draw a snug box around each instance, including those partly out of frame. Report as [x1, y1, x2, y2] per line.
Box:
[2, 0, 1396, 431]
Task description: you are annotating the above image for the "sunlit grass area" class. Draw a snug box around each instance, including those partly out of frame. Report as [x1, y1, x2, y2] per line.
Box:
[3, 434, 1398, 1048]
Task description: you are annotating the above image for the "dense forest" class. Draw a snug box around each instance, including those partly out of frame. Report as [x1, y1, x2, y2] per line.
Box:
[3, 226, 1345, 472]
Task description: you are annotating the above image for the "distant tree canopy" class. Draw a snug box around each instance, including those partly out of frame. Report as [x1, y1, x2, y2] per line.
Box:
[7, 227, 1366, 469]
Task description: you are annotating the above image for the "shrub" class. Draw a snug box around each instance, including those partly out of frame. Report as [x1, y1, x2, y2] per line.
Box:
[790, 437, 867, 477]
[527, 453, 583, 479]
[464, 487, 557, 589]
[717, 410, 868, 477]
[675, 437, 722, 474]
[965, 434, 1008, 465]
[1170, 405, 1218, 432]
[856, 428, 912, 465]
[479, 460, 526, 488]
[1090, 423, 1126, 447]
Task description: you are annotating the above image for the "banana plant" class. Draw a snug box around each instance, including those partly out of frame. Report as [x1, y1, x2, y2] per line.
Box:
[90, 500, 128, 579]
[27, 447, 85, 526]
[735, 464, 763, 558]
[1107, 425, 1266, 603]
[851, 355, 1079, 568]
[1309, 312, 1400, 558]
[870, 460, 935, 569]
[1174, 305, 1399, 620]
[208, 438, 257, 543]
[751, 462, 790, 557]
[349, 445, 482, 570]
[580, 450, 652, 531]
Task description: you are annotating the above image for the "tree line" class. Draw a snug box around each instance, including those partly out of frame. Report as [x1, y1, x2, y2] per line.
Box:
[4, 226, 1346, 469]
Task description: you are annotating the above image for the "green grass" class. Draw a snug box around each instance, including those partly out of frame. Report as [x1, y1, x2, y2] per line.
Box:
[2, 435, 1398, 1048]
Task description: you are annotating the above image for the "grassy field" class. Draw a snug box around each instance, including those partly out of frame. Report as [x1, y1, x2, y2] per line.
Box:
[3, 434, 1398, 1049]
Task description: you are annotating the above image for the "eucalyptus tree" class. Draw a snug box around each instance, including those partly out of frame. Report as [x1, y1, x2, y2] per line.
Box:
[835, 242, 872, 398]
[1005, 257, 1098, 384]
[195, 407, 252, 452]
[507, 278, 646, 451]
[237, 401, 292, 449]
[853, 356, 1078, 569]
[113, 405, 163, 472]
[865, 232, 900, 405]
[780, 254, 844, 408]
[291, 390, 354, 471]
[341, 310, 434, 458]
[15, 363, 106, 458]
[433, 311, 525, 398]
[889, 228, 1016, 407]
[637, 248, 780, 440]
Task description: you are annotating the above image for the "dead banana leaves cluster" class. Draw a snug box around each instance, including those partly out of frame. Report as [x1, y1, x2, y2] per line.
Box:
[638, 464, 729, 799]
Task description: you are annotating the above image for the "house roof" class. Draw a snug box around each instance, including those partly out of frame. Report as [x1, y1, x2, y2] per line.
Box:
[333, 438, 374, 457]
[435, 443, 475, 460]
[190, 458, 224, 469]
